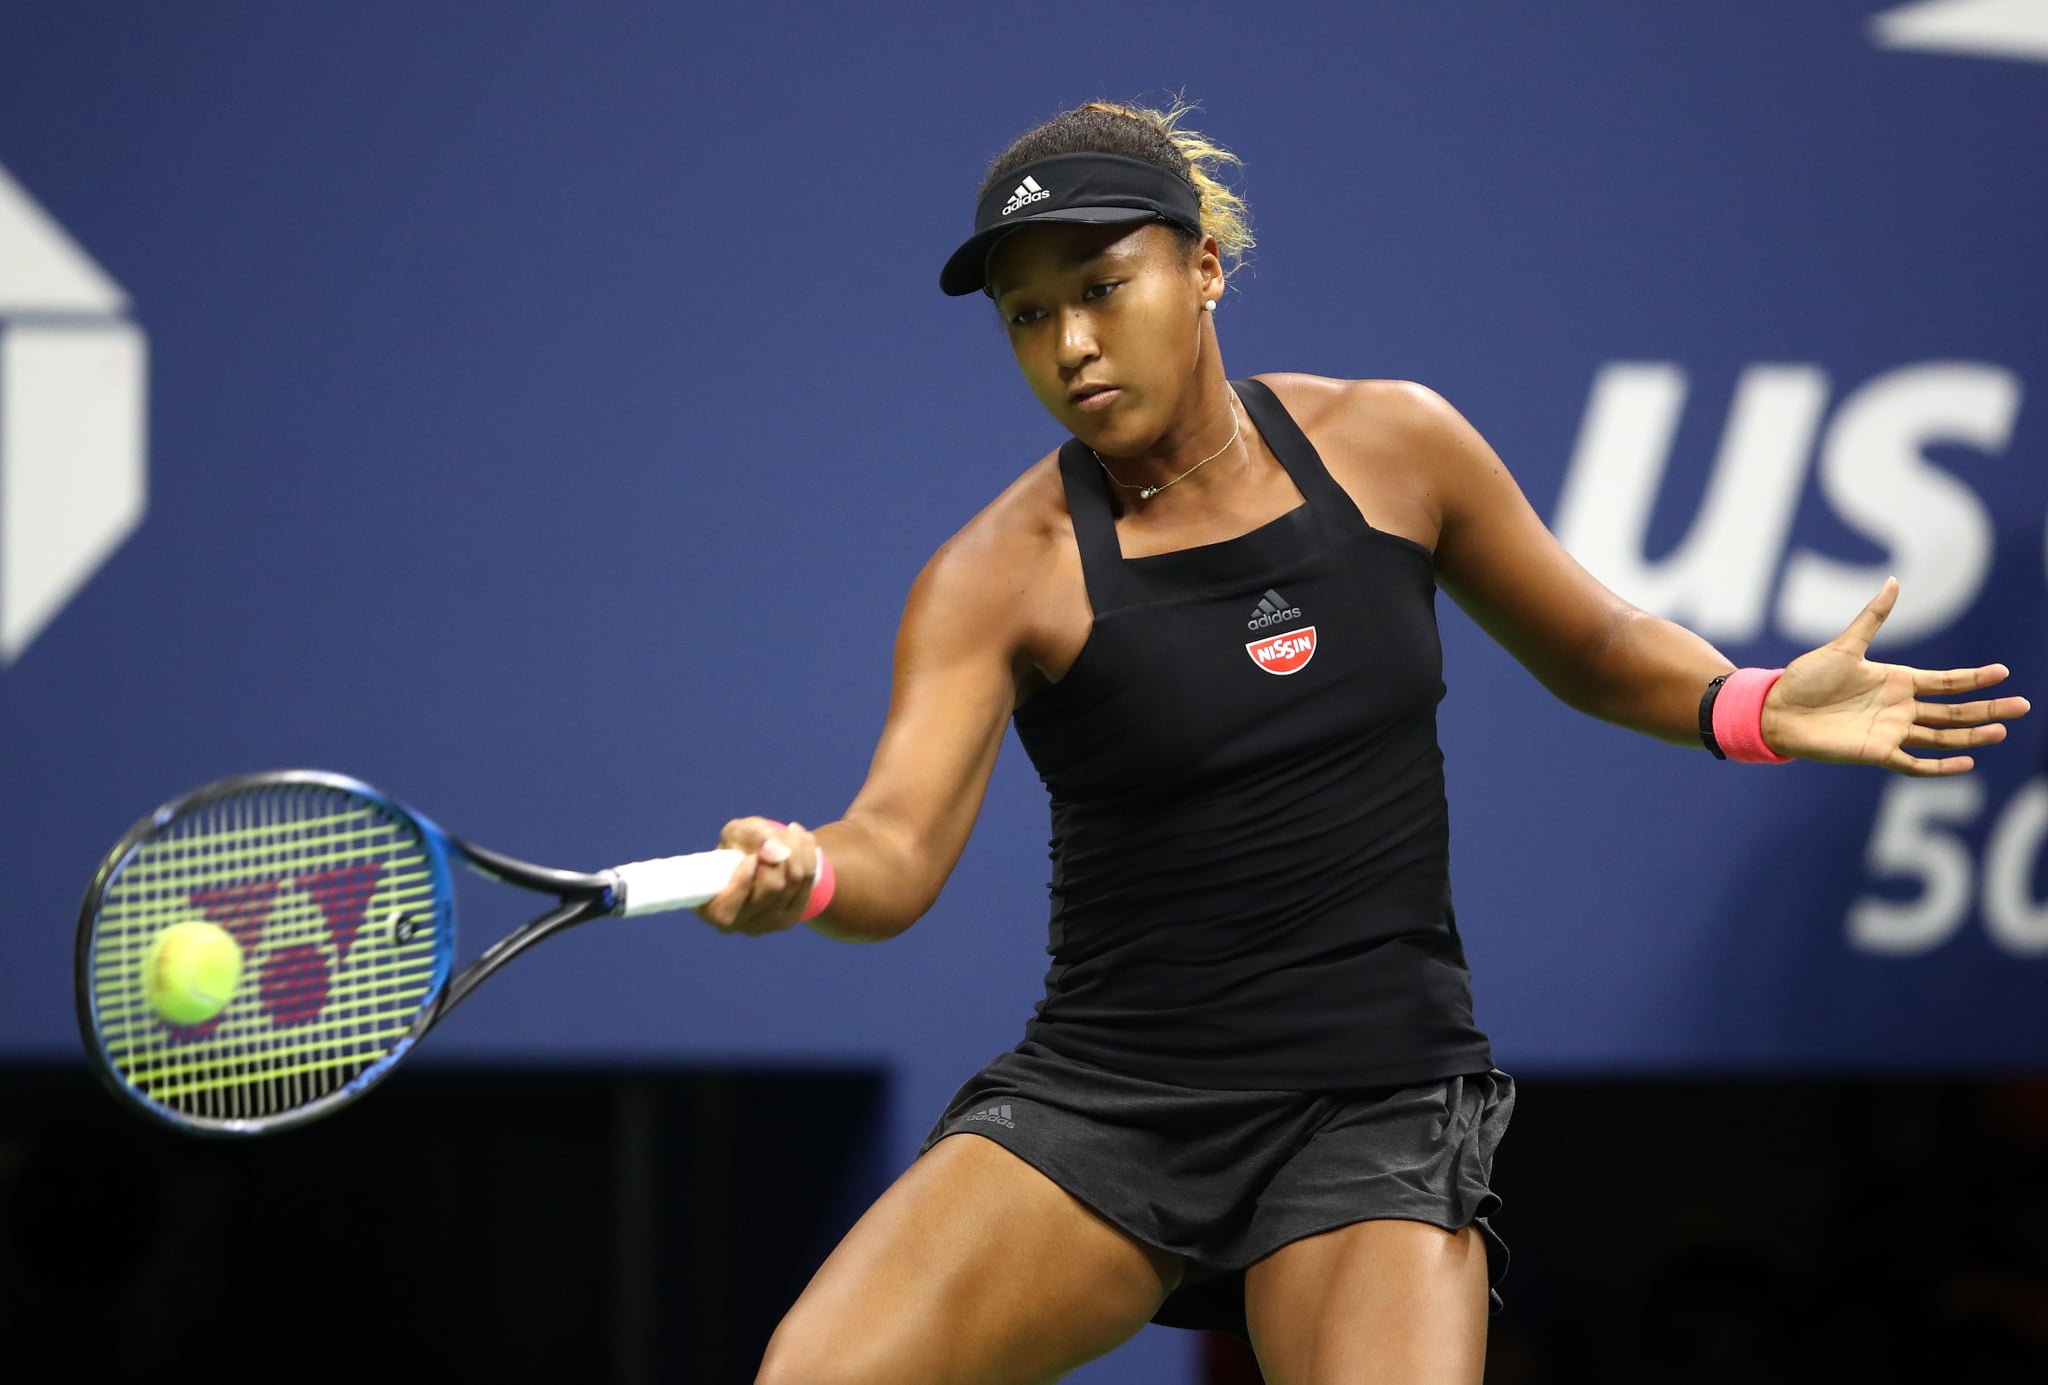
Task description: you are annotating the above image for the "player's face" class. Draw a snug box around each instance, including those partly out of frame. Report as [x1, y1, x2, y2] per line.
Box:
[988, 222, 1219, 456]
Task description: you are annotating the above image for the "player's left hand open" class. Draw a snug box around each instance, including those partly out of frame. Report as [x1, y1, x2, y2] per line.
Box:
[1761, 577, 2030, 776]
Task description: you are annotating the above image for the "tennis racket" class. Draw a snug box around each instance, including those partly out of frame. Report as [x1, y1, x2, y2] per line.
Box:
[75, 769, 829, 1137]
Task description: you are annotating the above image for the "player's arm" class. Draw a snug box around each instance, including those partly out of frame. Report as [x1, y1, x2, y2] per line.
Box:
[1327, 381, 2024, 769]
[699, 509, 1033, 940]
[1382, 382, 1734, 746]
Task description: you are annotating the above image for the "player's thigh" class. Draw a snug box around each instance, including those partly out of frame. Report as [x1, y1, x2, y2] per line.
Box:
[756, 1131, 1184, 1385]
[1244, 1219, 1489, 1385]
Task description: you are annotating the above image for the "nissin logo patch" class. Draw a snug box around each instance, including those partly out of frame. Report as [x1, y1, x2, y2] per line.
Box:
[1247, 626, 1316, 675]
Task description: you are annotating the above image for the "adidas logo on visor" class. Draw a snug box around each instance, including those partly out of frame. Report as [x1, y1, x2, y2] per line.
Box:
[1246, 588, 1303, 630]
[1001, 175, 1050, 216]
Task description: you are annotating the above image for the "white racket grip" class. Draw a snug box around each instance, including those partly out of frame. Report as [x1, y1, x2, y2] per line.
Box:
[611, 849, 747, 916]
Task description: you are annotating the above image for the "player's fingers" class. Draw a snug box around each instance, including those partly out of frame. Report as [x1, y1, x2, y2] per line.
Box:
[1910, 664, 2013, 697]
[1886, 747, 1975, 777]
[710, 819, 820, 935]
[754, 824, 821, 902]
[738, 849, 791, 926]
[1903, 723, 2007, 752]
[735, 826, 821, 935]
[1914, 694, 2030, 727]
[718, 816, 783, 853]
[1836, 577, 1898, 656]
[780, 822, 820, 895]
[757, 830, 802, 893]
[695, 852, 759, 931]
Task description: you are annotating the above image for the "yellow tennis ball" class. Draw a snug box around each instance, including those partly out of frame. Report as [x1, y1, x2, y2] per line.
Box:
[142, 920, 244, 1026]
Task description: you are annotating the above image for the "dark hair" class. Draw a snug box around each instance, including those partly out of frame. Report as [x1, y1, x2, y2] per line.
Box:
[978, 100, 1255, 279]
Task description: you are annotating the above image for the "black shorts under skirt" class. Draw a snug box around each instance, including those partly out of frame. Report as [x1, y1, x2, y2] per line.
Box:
[919, 1041, 1515, 1340]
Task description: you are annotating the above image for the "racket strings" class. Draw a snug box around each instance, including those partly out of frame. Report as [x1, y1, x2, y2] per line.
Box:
[88, 784, 450, 1126]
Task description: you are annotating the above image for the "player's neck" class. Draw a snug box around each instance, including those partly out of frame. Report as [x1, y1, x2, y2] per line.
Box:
[1098, 375, 1243, 501]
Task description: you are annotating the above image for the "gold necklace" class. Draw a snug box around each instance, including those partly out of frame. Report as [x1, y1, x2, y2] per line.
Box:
[1093, 389, 1242, 500]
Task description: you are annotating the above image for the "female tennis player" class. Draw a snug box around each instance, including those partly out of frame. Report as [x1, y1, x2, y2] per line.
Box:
[700, 101, 2028, 1384]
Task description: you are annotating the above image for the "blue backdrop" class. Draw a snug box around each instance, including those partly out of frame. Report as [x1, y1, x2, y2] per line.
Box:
[2, 5, 2042, 1377]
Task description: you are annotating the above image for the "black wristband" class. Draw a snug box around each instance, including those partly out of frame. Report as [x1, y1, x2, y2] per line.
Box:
[1698, 674, 1730, 760]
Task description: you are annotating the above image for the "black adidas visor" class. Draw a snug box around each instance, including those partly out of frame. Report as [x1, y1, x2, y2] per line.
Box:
[939, 152, 1203, 298]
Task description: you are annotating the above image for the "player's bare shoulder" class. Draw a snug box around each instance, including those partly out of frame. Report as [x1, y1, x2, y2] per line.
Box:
[1255, 372, 1467, 454]
[1251, 373, 1470, 552]
[916, 450, 1067, 603]
[899, 450, 1081, 673]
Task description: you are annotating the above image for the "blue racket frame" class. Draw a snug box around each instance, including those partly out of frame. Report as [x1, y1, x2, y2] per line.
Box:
[76, 769, 618, 1136]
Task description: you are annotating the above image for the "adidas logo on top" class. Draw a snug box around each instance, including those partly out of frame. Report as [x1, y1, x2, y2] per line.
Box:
[1246, 588, 1303, 630]
[1000, 176, 1049, 216]
[964, 1103, 1016, 1129]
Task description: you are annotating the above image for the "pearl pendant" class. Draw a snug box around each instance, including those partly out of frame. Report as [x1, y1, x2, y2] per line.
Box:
[1139, 486, 1159, 499]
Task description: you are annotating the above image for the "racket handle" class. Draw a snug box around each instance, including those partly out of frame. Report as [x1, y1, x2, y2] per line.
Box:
[610, 846, 835, 920]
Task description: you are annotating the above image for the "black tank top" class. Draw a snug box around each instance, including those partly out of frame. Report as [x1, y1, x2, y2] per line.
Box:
[1012, 378, 1493, 1090]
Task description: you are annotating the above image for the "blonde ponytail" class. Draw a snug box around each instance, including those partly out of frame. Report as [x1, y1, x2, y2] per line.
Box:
[1079, 99, 1255, 277]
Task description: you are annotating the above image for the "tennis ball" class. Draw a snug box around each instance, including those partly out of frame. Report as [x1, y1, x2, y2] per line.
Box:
[142, 920, 244, 1026]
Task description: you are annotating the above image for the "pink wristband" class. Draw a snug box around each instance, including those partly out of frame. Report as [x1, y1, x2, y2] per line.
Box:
[760, 819, 837, 920]
[1713, 667, 1793, 764]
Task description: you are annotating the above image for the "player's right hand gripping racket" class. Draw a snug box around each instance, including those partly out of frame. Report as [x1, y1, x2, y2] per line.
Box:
[75, 770, 830, 1137]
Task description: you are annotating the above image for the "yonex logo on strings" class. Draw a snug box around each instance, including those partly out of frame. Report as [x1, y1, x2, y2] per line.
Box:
[965, 1104, 1016, 1128]
[160, 863, 396, 1040]
[1246, 588, 1302, 630]
[1001, 176, 1050, 216]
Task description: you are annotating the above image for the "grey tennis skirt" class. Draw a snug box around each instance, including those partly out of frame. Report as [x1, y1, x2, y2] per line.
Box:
[920, 1041, 1514, 1339]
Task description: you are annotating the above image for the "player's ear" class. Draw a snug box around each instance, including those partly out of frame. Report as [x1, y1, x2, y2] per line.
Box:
[1191, 234, 1224, 310]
